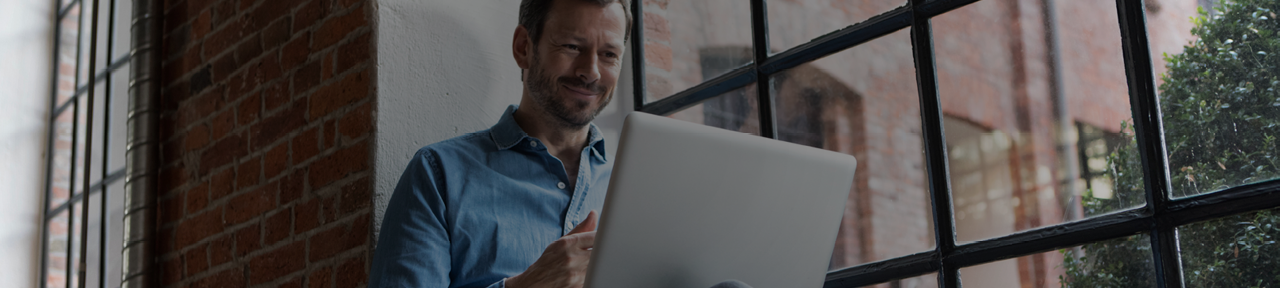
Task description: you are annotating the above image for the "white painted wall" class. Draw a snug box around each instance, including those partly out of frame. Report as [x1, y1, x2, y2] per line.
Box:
[373, 0, 633, 236]
[0, 0, 53, 286]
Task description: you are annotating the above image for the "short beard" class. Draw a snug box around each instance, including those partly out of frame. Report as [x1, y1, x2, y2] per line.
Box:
[526, 50, 613, 128]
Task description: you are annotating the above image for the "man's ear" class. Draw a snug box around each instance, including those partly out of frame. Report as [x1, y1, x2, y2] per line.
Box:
[512, 25, 532, 70]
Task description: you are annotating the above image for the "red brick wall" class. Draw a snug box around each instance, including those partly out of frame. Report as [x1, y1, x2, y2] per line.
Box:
[156, 0, 375, 287]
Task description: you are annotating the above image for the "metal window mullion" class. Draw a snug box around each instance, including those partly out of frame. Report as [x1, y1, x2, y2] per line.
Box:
[77, 0, 104, 287]
[1112, 0, 1183, 287]
[99, 0, 119, 287]
[630, 0, 645, 111]
[39, 0, 69, 286]
[749, 0, 776, 139]
[908, 0, 958, 286]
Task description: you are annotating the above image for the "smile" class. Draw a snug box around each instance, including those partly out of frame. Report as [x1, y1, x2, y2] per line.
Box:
[562, 84, 598, 98]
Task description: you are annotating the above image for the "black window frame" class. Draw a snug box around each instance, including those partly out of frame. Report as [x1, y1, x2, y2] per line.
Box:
[626, 0, 1280, 287]
[39, 0, 131, 288]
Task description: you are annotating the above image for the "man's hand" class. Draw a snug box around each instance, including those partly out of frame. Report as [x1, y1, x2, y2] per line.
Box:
[505, 210, 600, 288]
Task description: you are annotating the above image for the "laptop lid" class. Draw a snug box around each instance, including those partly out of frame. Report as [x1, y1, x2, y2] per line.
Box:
[584, 112, 857, 288]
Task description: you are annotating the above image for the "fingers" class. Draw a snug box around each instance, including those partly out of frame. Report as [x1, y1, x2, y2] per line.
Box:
[568, 210, 599, 235]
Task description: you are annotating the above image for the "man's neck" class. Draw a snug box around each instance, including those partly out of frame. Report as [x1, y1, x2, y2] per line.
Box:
[512, 101, 591, 158]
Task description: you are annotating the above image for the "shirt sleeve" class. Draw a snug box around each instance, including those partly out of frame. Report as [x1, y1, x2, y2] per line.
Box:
[484, 279, 506, 288]
[369, 149, 453, 288]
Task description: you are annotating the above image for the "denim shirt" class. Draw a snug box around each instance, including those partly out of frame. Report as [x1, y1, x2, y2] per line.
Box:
[370, 105, 612, 288]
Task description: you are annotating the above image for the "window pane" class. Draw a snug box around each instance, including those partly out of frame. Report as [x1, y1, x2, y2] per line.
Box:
[964, 234, 1156, 287]
[668, 83, 761, 136]
[1147, 0, 1280, 197]
[1178, 207, 1280, 287]
[767, 0, 906, 53]
[933, 0, 1145, 243]
[853, 273, 937, 288]
[641, 0, 753, 102]
[770, 28, 933, 271]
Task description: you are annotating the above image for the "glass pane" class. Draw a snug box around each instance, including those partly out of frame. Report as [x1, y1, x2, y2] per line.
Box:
[965, 233, 1156, 287]
[855, 273, 937, 288]
[45, 209, 71, 288]
[770, 28, 933, 271]
[640, 0, 754, 102]
[767, 0, 907, 53]
[1148, 0, 1280, 197]
[1178, 207, 1280, 287]
[933, 0, 1144, 243]
[668, 83, 761, 136]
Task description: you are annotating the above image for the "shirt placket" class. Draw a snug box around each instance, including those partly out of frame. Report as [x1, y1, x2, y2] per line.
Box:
[561, 144, 597, 235]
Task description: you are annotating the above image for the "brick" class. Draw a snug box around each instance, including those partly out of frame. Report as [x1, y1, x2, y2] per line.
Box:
[292, 60, 322, 93]
[252, 100, 308, 149]
[184, 123, 211, 152]
[203, 17, 246, 60]
[322, 120, 336, 150]
[643, 12, 670, 42]
[308, 213, 368, 261]
[337, 102, 371, 141]
[177, 89, 221, 128]
[294, 198, 320, 234]
[338, 177, 370, 214]
[164, 1, 192, 34]
[238, 0, 258, 11]
[292, 127, 320, 164]
[190, 266, 245, 288]
[237, 94, 260, 126]
[210, 0, 238, 31]
[159, 166, 189, 195]
[280, 276, 304, 288]
[200, 133, 245, 175]
[281, 35, 311, 72]
[279, 172, 305, 203]
[237, 157, 261, 189]
[166, 25, 192, 61]
[209, 234, 234, 266]
[159, 194, 184, 226]
[186, 0, 217, 16]
[335, 256, 367, 288]
[164, 47, 206, 81]
[293, 0, 327, 34]
[175, 208, 224, 249]
[255, 53, 284, 85]
[234, 223, 261, 257]
[264, 208, 292, 245]
[161, 256, 183, 285]
[309, 69, 369, 118]
[247, 0, 301, 31]
[307, 141, 368, 189]
[210, 53, 239, 83]
[210, 168, 236, 200]
[313, 5, 366, 50]
[644, 42, 673, 72]
[249, 240, 306, 284]
[321, 52, 334, 80]
[306, 266, 331, 288]
[186, 183, 210, 213]
[263, 17, 292, 50]
[192, 10, 213, 40]
[265, 142, 289, 180]
[185, 244, 209, 275]
[263, 81, 290, 112]
[226, 182, 277, 224]
[210, 110, 236, 140]
[233, 34, 264, 69]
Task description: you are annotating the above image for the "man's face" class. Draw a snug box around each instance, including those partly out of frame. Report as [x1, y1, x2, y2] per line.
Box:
[523, 0, 627, 127]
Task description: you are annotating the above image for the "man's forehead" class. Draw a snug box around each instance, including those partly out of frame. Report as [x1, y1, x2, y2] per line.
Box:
[542, 1, 627, 41]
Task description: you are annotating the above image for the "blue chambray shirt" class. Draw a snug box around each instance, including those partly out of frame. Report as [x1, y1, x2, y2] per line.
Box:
[370, 105, 612, 288]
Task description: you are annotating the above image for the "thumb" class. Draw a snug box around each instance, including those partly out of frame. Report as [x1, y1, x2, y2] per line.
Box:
[568, 210, 599, 235]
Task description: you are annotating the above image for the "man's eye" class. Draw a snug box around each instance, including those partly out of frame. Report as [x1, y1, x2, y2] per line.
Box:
[604, 52, 618, 59]
[563, 44, 579, 51]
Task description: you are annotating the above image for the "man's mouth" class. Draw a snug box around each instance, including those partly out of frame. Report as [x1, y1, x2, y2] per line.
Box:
[563, 84, 599, 98]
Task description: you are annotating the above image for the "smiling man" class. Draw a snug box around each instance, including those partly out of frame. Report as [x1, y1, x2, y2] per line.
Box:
[368, 0, 630, 287]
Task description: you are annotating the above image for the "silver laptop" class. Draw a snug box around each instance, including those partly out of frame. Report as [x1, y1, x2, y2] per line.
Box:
[585, 112, 857, 288]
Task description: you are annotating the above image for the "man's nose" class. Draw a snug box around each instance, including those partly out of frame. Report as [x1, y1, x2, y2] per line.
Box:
[574, 53, 601, 84]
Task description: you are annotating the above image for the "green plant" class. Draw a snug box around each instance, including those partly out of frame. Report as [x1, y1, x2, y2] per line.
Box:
[1061, 0, 1280, 286]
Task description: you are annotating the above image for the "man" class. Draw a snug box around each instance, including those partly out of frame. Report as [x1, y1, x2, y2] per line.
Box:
[369, 0, 630, 287]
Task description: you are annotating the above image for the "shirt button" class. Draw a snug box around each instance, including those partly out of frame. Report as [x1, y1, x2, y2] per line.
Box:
[557, 182, 566, 189]
[529, 141, 538, 148]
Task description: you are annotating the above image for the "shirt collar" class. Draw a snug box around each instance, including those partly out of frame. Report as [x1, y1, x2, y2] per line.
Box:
[489, 105, 608, 161]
